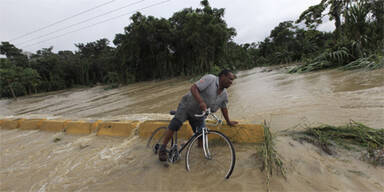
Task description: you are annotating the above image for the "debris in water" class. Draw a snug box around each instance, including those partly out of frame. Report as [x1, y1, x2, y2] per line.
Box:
[79, 144, 89, 150]
[261, 121, 287, 192]
[290, 121, 384, 165]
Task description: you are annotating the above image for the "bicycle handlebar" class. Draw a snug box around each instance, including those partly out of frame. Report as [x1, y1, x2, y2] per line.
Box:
[194, 108, 212, 117]
[195, 108, 222, 125]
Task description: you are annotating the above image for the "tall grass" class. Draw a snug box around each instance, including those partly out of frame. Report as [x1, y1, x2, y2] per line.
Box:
[261, 121, 286, 192]
[342, 54, 384, 70]
[259, 121, 383, 191]
[289, 47, 350, 73]
[292, 121, 384, 165]
[289, 46, 383, 73]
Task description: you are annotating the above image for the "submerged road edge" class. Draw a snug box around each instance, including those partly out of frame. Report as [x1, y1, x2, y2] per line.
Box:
[0, 118, 264, 143]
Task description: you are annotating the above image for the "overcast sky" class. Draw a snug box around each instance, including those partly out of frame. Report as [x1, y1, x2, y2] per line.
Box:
[0, 0, 334, 54]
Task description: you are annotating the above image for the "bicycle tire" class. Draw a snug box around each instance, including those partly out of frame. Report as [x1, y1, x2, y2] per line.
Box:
[185, 130, 235, 179]
[147, 126, 173, 154]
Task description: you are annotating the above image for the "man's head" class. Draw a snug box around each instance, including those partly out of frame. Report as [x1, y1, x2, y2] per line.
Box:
[218, 69, 235, 89]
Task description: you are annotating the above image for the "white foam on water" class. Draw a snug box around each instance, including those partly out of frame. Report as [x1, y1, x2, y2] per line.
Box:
[98, 136, 139, 161]
[14, 130, 39, 138]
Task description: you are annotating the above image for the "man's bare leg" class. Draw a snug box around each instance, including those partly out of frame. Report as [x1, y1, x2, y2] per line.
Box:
[159, 129, 174, 161]
[162, 129, 174, 146]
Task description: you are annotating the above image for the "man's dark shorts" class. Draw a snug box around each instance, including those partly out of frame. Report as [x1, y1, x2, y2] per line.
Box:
[168, 116, 205, 133]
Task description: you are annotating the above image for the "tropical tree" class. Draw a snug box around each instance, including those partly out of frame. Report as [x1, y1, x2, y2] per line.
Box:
[0, 41, 29, 67]
[296, 0, 358, 39]
[75, 38, 116, 84]
[20, 68, 41, 94]
[29, 47, 65, 91]
[0, 59, 40, 98]
[0, 60, 19, 99]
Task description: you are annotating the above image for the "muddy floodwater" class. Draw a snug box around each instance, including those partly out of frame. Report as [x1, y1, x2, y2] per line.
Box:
[1, 67, 383, 191]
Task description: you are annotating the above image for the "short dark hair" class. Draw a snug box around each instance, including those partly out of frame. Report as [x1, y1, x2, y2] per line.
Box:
[218, 69, 232, 77]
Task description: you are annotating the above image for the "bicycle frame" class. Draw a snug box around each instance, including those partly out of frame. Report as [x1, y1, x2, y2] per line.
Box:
[169, 109, 222, 162]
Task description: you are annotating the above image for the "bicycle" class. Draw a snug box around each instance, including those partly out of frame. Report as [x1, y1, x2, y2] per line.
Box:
[147, 108, 236, 179]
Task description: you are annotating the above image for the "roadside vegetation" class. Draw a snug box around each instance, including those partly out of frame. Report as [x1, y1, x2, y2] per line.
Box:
[290, 121, 384, 166]
[260, 122, 286, 192]
[259, 121, 383, 191]
[289, 0, 383, 73]
[1, 0, 383, 99]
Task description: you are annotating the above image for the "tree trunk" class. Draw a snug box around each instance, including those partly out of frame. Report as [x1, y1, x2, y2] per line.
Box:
[335, 14, 341, 40]
[374, 0, 384, 47]
[332, 0, 342, 40]
[8, 84, 17, 100]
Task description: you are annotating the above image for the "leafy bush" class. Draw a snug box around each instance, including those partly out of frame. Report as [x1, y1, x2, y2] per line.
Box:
[289, 47, 352, 73]
[342, 54, 384, 70]
[292, 121, 384, 165]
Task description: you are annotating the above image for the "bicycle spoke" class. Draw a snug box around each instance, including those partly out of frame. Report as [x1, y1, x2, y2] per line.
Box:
[185, 131, 235, 179]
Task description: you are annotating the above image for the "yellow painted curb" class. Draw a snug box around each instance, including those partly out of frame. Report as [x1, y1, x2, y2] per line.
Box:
[0, 118, 265, 143]
[19, 119, 45, 130]
[138, 120, 194, 139]
[64, 120, 101, 135]
[65, 121, 92, 135]
[97, 121, 139, 137]
[91, 120, 102, 133]
[40, 120, 69, 132]
[207, 124, 264, 143]
[138, 120, 264, 143]
[0, 119, 22, 129]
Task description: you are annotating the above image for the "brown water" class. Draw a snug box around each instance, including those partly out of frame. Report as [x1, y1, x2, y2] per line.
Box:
[1, 67, 383, 191]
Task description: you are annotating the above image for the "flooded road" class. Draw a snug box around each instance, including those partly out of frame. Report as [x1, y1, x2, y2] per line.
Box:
[1, 67, 383, 129]
[1, 67, 383, 191]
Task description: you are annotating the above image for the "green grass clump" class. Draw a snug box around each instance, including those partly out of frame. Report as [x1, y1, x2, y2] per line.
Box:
[289, 47, 383, 73]
[293, 121, 384, 165]
[261, 121, 286, 192]
[289, 47, 349, 73]
[341, 54, 384, 70]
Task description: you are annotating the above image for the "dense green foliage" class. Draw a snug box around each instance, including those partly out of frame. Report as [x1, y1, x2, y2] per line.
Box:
[290, 0, 384, 73]
[1, 0, 383, 98]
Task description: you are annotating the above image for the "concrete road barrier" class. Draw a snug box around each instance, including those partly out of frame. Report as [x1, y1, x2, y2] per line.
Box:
[207, 124, 264, 143]
[40, 120, 69, 132]
[64, 120, 100, 135]
[138, 120, 194, 139]
[97, 121, 139, 137]
[19, 119, 45, 130]
[0, 119, 21, 129]
[137, 120, 264, 143]
[0, 118, 264, 143]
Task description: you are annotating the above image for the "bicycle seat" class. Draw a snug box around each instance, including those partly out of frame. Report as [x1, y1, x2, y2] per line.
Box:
[170, 110, 176, 115]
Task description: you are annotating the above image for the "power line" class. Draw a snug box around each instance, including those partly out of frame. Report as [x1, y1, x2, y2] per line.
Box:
[10, 0, 118, 42]
[22, 0, 172, 49]
[17, 0, 145, 46]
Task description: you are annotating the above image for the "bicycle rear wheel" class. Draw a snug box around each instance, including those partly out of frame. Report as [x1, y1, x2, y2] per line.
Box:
[147, 126, 173, 154]
[185, 130, 235, 179]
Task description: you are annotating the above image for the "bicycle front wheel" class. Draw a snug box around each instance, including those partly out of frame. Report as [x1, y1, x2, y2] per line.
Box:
[185, 130, 235, 179]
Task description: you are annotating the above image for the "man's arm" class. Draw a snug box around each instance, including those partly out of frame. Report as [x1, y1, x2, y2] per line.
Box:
[191, 84, 207, 111]
[221, 108, 238, 127]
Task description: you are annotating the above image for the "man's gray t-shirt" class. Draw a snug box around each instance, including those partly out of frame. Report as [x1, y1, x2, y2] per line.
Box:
[175, 74, 228, 122]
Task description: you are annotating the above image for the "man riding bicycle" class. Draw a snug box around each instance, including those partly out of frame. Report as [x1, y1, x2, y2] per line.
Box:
[159, 69, 238, 161]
